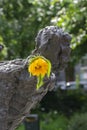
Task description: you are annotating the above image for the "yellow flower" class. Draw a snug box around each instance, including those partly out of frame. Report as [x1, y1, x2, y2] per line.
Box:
[29, 58, 48, 76]
[28, 55, 51, 90]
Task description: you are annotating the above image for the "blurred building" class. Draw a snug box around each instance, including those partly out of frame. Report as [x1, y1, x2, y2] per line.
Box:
[80, 54, 87, 81]
[75, 54, 87, 81]
[57, 54, 87, 83]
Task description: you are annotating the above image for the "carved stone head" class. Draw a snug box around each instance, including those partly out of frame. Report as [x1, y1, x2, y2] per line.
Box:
[35, 26, 71, 72]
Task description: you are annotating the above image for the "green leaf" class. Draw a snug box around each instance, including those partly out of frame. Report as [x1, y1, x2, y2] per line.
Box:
[36, 75, 44, 90]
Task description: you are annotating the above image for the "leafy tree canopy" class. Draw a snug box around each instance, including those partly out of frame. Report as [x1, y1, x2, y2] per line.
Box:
[0, 0, 87, 65]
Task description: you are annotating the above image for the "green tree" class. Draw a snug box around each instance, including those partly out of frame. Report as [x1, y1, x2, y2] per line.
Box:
[0, 0, 87, 65]
[52, 0, 87, 64]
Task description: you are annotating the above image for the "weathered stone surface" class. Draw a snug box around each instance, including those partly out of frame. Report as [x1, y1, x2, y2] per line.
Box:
[0, 26, 71, 130]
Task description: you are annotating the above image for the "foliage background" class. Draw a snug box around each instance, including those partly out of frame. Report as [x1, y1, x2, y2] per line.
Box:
[0, 0, 87, 64]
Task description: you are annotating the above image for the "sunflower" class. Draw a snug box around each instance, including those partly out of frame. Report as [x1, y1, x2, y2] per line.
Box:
[29, 57, 48, 76]
[28, 56, 51, 90]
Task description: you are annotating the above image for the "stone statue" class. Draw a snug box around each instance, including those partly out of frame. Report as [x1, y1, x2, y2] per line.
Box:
[0, 26, 71, 130]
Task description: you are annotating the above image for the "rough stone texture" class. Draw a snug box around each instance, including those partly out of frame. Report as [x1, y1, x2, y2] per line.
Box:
[0, 26, 71, 130]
